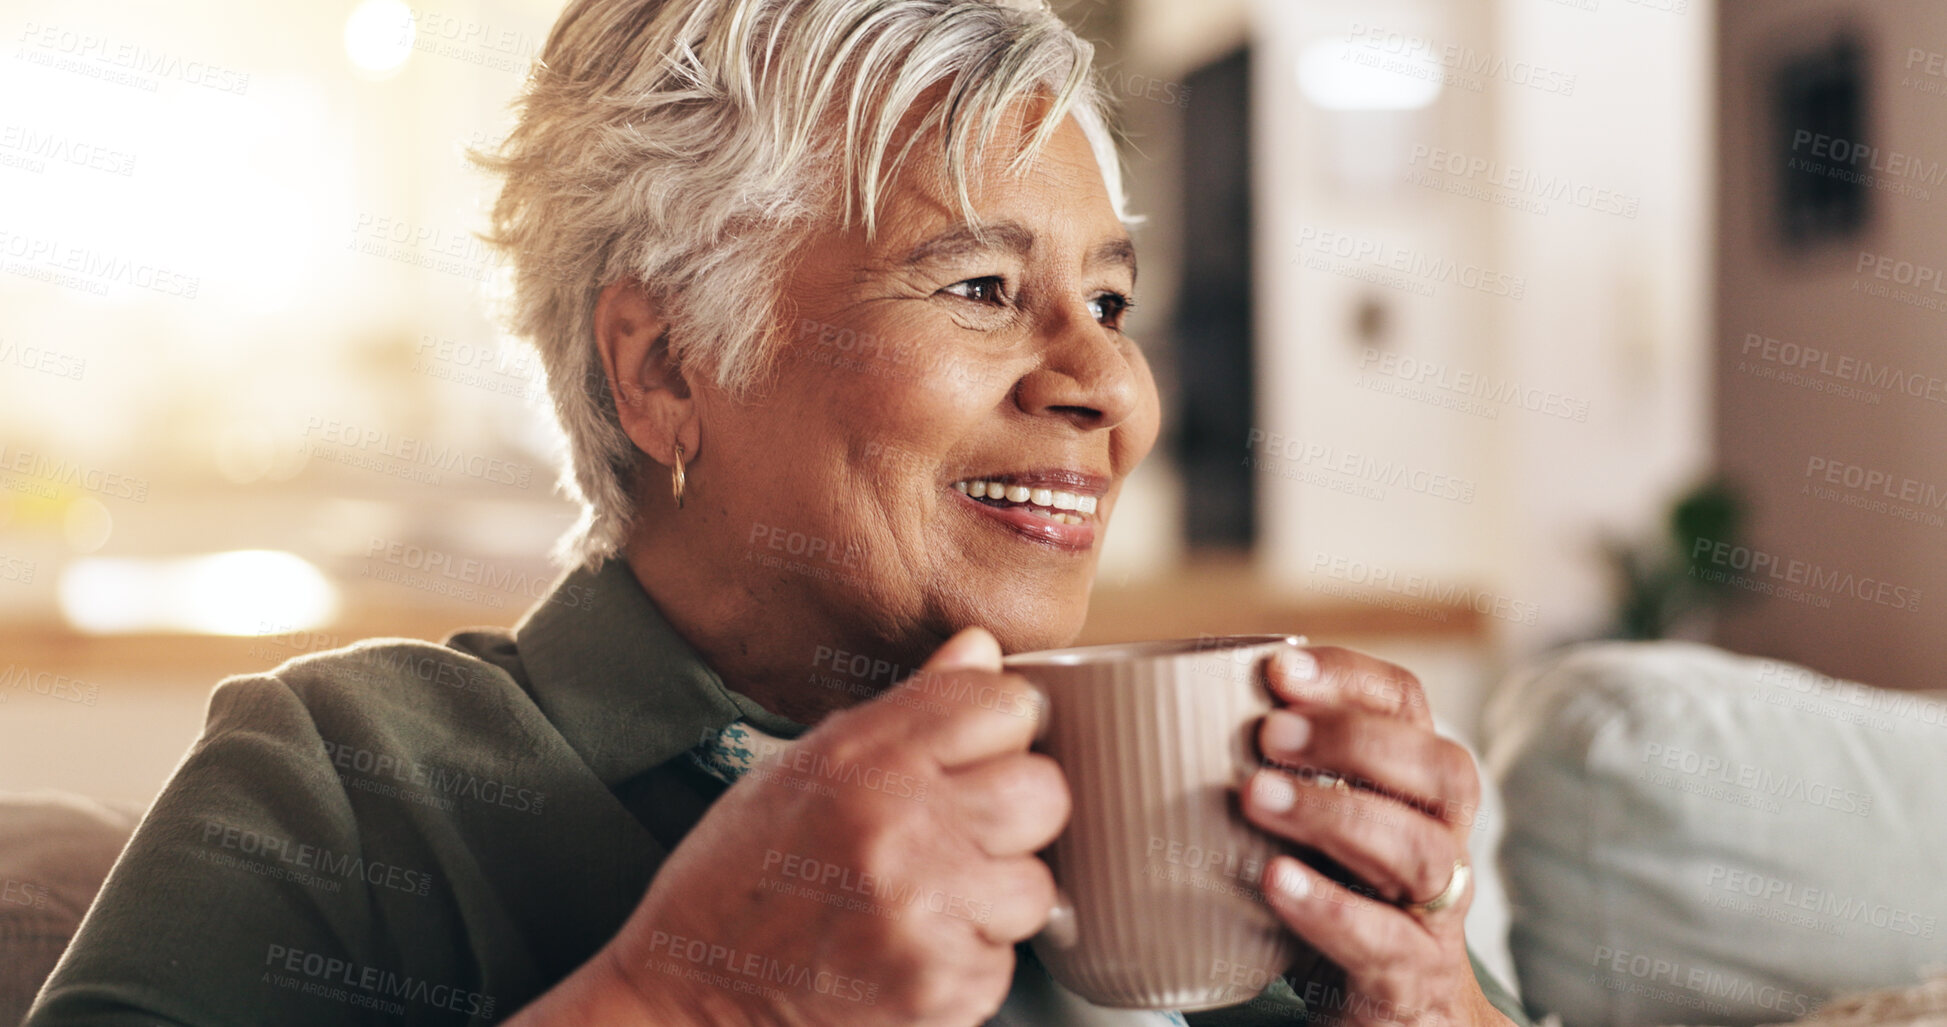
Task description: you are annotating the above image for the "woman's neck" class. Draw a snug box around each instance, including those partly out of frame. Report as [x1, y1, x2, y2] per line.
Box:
[619, 533, 941, 728]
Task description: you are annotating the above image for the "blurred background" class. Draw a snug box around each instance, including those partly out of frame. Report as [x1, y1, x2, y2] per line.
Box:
[3, 0, 1941, 806]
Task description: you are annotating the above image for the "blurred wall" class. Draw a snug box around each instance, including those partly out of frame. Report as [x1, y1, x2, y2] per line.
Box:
[1252, 0, 1715, 664]
[1715, 0, 1947, 690]
[1495, 0, 1715, 653]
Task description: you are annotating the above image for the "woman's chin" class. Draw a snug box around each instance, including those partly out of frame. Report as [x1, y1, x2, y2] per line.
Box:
[934, 566, 1095, 655]
[986, 608, 1088, 656]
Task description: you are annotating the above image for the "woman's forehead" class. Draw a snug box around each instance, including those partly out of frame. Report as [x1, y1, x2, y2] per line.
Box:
[855, 113, 1132, 267]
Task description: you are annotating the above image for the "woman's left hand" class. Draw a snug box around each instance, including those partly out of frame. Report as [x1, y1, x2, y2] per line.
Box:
[1242, 646, 1514, 1027]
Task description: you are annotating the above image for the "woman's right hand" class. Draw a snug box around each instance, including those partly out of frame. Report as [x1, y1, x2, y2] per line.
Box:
[543, 626, 1070, 1026]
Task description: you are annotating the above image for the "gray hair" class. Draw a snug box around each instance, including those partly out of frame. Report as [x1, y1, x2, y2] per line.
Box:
[478, 0, 1133, 568]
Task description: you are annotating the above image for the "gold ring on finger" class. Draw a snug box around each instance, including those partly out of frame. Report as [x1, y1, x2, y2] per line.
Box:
[1402, 858, 1470, 916]
[1308, 770, 1352, 795]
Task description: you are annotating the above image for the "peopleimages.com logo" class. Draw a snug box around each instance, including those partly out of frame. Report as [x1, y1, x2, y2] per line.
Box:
[1690, 538, 1922, 612]
[1738, 332, 1947, 405]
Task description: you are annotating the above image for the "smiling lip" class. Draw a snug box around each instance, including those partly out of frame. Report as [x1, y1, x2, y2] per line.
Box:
[948, 469, 1109, 552]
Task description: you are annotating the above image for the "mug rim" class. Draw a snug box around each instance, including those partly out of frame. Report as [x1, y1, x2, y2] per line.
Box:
[1002, 634, 1303, 667]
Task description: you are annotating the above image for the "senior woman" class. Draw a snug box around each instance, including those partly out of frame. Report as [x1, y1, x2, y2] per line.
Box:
[28, 1, 1528, 1025]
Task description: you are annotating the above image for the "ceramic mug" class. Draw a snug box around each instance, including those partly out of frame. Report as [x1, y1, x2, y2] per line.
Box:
[1004, 634, 1312, 1011]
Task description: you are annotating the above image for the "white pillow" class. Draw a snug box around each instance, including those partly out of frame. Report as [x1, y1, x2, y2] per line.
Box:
[1483, 642, 1947, 1027]
[1440, 723, 1519, 1000]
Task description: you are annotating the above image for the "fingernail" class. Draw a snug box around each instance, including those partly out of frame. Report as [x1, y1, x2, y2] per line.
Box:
[1278, 648, 1319, 683]
[1251, 770, 1296, 814]
[1263, 710, 1311, 754]
[1273, 858, 1312, 899]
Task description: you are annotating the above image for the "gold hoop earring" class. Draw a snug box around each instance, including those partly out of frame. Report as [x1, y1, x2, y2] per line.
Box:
[671, 443, 687, 509]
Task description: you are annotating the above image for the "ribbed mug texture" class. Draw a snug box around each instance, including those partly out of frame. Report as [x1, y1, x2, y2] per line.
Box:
[1006, 636, 1308, 1011]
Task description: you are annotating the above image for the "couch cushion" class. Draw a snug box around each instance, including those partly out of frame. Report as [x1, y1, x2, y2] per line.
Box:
[1484, 642, 1947, 1027]
[0, 792, 141, 1025]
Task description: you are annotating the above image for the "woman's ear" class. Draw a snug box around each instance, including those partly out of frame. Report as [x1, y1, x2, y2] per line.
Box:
[594, 279, 698, 466]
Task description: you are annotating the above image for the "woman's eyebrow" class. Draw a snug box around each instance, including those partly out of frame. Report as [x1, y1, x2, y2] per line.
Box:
[897, 220, 1139, 283]
[899, 220, 1037, 267]
[1090, 236, 1138, 285]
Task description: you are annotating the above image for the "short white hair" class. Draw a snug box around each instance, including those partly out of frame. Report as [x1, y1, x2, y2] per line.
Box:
[479, 0, 1133, 568]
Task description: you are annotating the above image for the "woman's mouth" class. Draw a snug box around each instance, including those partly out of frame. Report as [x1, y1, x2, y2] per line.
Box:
[952, 479, 1097, 525]
[948, 475, 1103, 551]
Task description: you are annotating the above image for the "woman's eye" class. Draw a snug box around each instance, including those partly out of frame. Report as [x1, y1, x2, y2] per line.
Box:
[1089, 291, 1135, 329]
[943, 276, 1007, 305]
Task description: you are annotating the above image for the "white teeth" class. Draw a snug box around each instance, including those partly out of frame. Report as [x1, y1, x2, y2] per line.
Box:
[954, 480, 1098, 520]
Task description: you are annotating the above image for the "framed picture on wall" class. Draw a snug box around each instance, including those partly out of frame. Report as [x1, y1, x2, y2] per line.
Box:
[1771, 29, 1870, 251]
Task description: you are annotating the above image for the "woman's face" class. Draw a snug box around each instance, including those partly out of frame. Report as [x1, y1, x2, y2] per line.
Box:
[688, 103, 1160, 662]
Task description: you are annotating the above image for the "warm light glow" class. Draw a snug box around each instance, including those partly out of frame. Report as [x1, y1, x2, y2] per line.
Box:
[344, 0, 416, 78]
[58, 551, 340, 636]
[1297, 38, 1443, 111]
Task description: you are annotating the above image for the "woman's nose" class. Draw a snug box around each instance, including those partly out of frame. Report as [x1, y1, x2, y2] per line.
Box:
[1012, 304, 1141, 431]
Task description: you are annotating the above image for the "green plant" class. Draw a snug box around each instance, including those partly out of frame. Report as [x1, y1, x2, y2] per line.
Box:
[1603, 478, 1745, 639]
